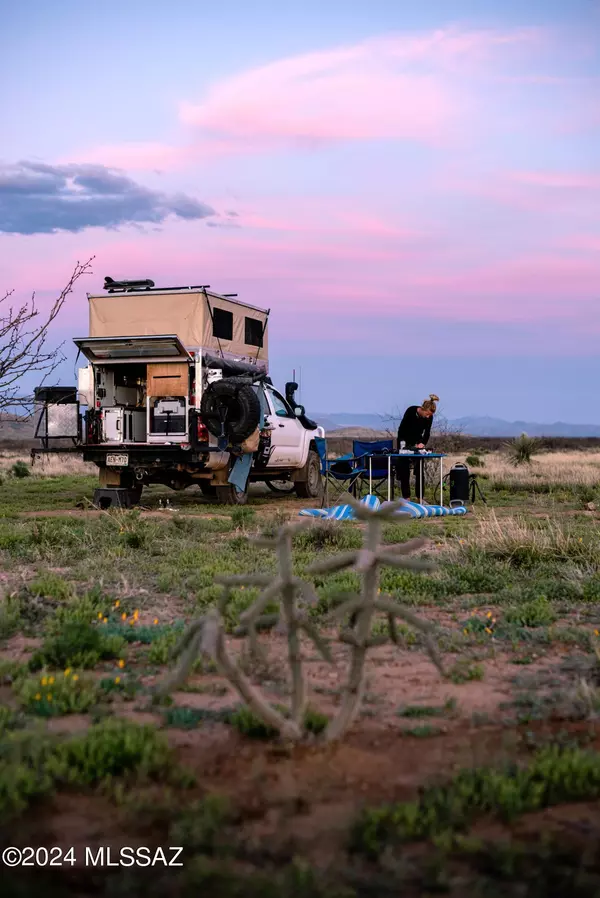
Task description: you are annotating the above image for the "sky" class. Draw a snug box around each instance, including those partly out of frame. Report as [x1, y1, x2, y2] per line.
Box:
[1, 0, 600, 423]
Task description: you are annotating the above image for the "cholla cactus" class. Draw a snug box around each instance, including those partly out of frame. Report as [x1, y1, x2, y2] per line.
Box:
[159, 499, 443, 743]
[157, 518, 332, 741]
[307, 496, 444, 741]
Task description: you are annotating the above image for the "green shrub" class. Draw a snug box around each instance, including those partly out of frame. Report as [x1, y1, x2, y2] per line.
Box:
[505, 433, 540, 466]
[17, 670, 98, 715]
[27, 573, 73, 601]
[466, 455, 483, 468]
[29, 620, 125, 670]
[351, 745, 600, 857]
[229, 705, 329, 739]
[504, 595, 556, 628]
[55, 718, 176, 785]
[11, 461, 31, 479]
[170, 794, 233, 855]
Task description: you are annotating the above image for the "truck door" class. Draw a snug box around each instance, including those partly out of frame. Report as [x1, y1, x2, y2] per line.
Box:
[264, 387, 304, 467]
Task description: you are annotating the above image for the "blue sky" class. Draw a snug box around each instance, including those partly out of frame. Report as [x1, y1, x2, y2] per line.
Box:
[2, 0, 600, 423]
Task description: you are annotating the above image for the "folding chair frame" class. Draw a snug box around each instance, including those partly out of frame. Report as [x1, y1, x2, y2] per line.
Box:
[314, 437, 367, 508]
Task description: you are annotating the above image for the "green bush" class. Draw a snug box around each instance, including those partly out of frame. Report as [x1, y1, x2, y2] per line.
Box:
[11, 461, 31, 479]
[505, 433, 540, 466]
[504, 595, 556, 628]
[465, 455, 483, 468]
[351, 745, 600, 857]
[17, 670, 99, 715]
[29, 619, 125, 670]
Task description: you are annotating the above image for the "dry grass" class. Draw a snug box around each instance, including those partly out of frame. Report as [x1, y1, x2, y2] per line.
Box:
[448, 449, 600, 491]
[0, 450, 95, 477]
[456, 509, 594, 564]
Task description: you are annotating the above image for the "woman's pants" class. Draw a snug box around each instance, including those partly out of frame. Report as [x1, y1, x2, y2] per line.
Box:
[396, 458, 425, 501]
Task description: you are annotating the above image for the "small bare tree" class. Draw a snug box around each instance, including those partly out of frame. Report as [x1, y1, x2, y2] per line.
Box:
[0, 258, 94, 421]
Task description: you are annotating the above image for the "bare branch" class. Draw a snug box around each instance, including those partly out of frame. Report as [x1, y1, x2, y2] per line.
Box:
[0, 257, 94, 419]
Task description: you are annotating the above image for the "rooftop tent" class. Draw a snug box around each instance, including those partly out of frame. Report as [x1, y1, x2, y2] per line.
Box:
[87, 287, 269, 367]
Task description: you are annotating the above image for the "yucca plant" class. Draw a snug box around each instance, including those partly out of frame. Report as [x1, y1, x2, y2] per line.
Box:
[505, 432, 540, 466]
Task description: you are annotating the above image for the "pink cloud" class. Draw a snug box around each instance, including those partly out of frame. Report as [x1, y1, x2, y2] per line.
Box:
[67, 25, 546, 170]
[178, 27, 543, 148]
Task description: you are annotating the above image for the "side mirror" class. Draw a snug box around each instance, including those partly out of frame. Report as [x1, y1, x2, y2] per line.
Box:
[294, 405, 305, 416]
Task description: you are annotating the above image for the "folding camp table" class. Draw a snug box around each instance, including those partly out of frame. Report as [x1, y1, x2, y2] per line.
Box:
[364, 452, 447, 503]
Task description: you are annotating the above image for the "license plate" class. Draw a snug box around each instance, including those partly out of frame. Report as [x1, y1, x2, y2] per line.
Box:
[106, 454, 129, 467]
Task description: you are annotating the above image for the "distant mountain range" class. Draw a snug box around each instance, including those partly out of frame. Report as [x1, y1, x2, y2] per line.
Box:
[2, 412, 600, 444]
[316, 413, 600, 438]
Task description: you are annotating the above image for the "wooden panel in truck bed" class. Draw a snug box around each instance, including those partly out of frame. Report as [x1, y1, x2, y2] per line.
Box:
[147, 362, 189, 397]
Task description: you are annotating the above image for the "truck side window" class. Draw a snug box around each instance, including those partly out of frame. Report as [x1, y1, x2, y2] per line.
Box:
[212, 308, 233, 340]
[268, 389, 294, 418]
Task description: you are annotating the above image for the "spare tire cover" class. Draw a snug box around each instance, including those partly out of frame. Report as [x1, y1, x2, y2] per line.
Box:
[200, 379, 262, 443]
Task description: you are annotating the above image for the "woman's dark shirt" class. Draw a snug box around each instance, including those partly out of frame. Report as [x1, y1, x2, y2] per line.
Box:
[397, 406, 433, 449]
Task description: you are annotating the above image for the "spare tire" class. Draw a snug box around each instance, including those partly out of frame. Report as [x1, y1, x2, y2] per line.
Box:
[200, 379, 261, 443]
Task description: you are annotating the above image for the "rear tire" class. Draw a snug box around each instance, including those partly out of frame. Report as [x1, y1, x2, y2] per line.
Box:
[215, 484, 249, 505]
[294, 450, 322, 499]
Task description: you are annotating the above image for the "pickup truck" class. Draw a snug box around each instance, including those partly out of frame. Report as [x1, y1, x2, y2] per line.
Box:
[33, 279, 325, 507]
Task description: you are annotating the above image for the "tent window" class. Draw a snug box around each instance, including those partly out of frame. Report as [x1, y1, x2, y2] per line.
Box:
[245, 317, 263, 347]
[212, 308, 233, 340]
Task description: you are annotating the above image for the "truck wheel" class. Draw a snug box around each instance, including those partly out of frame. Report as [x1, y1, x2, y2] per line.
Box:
[295, 450, 322, 499]
[215, 484, 249, 505]
[266, 480, 295, 494]
[201, 380, 261, 443]
[199, 481, 217, 498]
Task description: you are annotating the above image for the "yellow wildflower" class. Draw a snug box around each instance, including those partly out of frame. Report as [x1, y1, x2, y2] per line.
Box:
[463, 628, 468, 635]
[35, 693, 41, 701]
[72, 675, 79, 682]
[153, 618, 159, 625]
[486, 611, 492, 618]
[48, 676, 55, 685]
[47, 694, 52, 701]
[133, 609, 139, 619]
[64, 668, 71, 677]
[97, 612, 103, 620]
[117, 659, 125, 669]
[129, 619, 135, 626]
[115, 676, 121, 684]
[485, 627, 492, 635]
[121, 612, 127, 621]
[595, 630, 599, 637]
[115, 600, 120, 608]
[41, 676, 48, 687]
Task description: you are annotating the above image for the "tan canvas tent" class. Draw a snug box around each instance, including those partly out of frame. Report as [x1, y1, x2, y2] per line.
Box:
[88, 289, 269, 365]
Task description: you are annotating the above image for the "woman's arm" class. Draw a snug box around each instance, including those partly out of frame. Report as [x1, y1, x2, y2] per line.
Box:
[422, 416, 433, 446]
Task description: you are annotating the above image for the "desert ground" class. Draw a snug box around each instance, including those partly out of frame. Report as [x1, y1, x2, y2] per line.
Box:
[2, 445, 600, 895]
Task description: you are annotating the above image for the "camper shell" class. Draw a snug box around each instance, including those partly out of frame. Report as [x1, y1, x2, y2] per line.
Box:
[33, 278, 324, 507]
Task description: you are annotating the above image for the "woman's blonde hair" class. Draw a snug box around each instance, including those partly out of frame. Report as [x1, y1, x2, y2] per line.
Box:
[421, 393, 439, 413]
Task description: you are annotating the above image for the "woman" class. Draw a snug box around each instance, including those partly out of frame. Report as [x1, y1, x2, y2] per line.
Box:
[396, 394, 439, 502]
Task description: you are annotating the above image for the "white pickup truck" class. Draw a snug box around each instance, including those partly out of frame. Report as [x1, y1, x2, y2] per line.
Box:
[33, 279, 325, 508]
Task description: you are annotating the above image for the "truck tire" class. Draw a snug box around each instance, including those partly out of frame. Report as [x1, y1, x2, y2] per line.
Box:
[200, 380, 261, 444]
[294, 450, 322, 499]
[215, 484, 249, 505]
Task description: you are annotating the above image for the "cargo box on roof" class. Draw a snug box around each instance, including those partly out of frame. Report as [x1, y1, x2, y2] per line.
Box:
[87, 286, 269, 368]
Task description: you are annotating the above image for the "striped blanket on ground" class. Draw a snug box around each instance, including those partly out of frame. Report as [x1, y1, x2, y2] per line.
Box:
[298, 495, 468, 521]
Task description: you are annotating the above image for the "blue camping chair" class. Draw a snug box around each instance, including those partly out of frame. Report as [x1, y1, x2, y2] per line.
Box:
[314, 436, 367, 507]
[352, 439, 395, 501]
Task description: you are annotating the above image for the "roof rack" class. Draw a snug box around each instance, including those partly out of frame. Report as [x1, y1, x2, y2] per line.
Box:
[103, 277, 212, 293]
